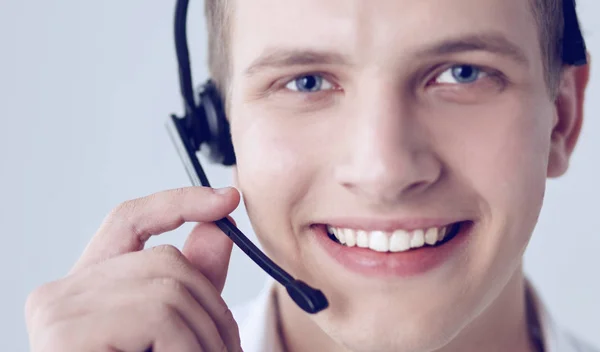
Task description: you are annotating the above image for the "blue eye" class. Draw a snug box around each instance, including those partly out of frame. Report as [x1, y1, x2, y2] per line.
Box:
[286, 74, 334, 92]
[436, 65, 486, 84]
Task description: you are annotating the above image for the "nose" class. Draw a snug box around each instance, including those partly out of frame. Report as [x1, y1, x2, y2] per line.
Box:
[335, 85, 442, 206]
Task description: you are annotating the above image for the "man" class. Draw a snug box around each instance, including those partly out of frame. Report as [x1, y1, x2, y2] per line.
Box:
[25, 0, 598, 351]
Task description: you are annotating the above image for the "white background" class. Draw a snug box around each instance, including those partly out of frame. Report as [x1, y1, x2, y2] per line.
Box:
[1, 1, 598, 350]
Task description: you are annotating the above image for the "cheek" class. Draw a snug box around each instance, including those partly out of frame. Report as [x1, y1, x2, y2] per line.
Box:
[229, 108, 317, 263]
[494, 111, 550, 210]
[455, 97, 554, 253]
[473, 121, 546, 205]
[233, 112, 314, 198]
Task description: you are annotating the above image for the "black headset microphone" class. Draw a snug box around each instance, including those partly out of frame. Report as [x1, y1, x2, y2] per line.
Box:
[165, 0, 587, 316]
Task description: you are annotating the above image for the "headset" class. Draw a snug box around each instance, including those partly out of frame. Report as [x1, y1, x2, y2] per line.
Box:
[166, 0, 587, 315]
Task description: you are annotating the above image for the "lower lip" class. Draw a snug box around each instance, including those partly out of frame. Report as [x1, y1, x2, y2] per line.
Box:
[311, 223, 473, 278]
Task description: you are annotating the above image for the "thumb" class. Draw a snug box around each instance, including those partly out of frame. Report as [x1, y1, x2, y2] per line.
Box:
[182, 216, 237, 293]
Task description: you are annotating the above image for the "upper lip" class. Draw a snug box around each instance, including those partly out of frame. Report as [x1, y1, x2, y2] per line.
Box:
[316, 217, 467, 232]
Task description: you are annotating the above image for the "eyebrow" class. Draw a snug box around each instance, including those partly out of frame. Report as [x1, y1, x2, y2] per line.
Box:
[244, 32, 528, 76]
[418, 32, 529, 66]
[244, 49, 352, 76]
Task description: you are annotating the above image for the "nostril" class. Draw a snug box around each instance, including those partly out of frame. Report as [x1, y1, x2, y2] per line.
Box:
[404, 180, 433, 195]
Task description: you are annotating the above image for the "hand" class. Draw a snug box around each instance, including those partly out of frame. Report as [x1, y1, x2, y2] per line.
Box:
[25, 187, 243, 352]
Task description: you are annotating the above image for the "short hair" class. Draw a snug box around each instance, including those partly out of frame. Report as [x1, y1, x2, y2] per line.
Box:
[204, 0, 566, 103]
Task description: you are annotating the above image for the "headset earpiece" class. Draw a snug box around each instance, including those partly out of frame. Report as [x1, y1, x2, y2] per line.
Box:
[173, 0, 235, 166]
[194, 80, 236, 166]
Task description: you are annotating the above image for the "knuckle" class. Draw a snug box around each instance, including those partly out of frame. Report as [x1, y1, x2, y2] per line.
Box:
[161, 188, 188, 208]
[27, 293, 76, 331]
[25, 291, 43, 320]
[171, 187, 188, 196]
[166, 187, 189, 210]
[222, 304, 242, 343]
[25, 282, 56, 321]
[217, 343, 229, 352]
[221, 305, 237, 328]
[110, 199, 139, 220]
[152, 277, 188, 300]
[147, 245, 191, 277]
[152, 302, 179, 324]
[32, 305, 64, 331]
[151, 244, 183, 261]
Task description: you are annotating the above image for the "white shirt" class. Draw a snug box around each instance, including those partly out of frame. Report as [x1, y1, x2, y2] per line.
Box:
[232, 279, 599, 352]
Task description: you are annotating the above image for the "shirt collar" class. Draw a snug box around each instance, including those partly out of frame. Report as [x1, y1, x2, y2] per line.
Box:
[238, 278, 587, 352]
[526, 280, 579, 352]
[238, 278, 284, 352]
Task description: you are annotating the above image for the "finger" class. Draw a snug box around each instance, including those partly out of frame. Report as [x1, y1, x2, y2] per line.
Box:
[47, 305, 205, 352]
[39, 278, 227, 352]
[182, 218, 236, 293]
[72, 186, 240, 272]
[41, 245, 242, 351]
[117, 278, 229, 352]
[153, 314, 205, 352]
[147, 278, 232, 352]
[94, 246, 242, 351]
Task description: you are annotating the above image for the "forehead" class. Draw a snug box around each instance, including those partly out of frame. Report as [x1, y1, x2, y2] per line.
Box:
[229, 0, 540, 75]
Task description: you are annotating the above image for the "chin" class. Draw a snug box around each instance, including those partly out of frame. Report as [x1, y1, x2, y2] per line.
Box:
[313, 290, 478, 352]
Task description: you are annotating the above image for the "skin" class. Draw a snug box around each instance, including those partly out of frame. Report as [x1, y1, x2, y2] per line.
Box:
[227, 0, 590, 351]
[25, 0, 589, 351]
[26, 187, 245, 351]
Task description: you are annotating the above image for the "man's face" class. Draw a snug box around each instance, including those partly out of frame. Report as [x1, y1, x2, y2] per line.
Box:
[228, 0, 566, 350]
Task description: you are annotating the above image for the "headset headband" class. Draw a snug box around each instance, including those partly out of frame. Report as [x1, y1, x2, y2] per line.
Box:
[563, 0, 587, 66]
[175, 0, 196, 116]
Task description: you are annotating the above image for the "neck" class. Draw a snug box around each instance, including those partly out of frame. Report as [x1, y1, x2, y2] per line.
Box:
[275, 266, 539, 352]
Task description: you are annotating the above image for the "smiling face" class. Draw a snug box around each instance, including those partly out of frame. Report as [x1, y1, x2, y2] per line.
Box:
[225, 0, 586, 350]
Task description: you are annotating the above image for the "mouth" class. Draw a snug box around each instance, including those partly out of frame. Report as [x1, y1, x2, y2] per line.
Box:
[325, 222, 465, 253]
[311, 220, 473, 277]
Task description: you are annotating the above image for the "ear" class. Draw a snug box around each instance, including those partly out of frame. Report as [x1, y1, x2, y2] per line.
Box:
[547, 54, 591, 178]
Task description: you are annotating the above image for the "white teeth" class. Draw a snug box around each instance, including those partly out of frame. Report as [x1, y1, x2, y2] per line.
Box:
[424, 227, 439, 245]
[369, 231, 389, 252]
[328, 225, 451, 253]
[439, 226, 447, 241]
[356, 230, 369, 248]
[344, 228, 357, 247]
[410, 229, 425, 248]
[327, 226, 337, 238]
[389, 230, 411, 252]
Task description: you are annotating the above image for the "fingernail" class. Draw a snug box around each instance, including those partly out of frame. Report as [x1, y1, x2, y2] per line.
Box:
[215, 187, 233, 195]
